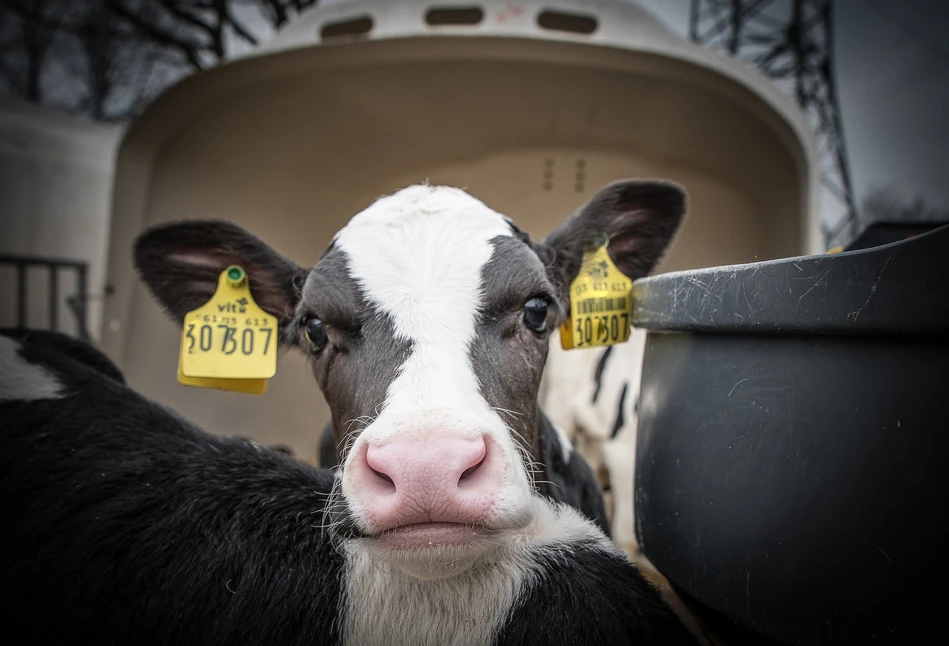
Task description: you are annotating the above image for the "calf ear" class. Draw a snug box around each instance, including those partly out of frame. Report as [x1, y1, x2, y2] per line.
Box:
[133, 219, 307, 329]
[538, 180, 686, 307]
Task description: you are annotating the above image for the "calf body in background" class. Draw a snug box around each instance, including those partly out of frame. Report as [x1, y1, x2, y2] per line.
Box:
[0, 330, 697, 644]
[540, 329, 646, 557]
[133, 179, 686, 580]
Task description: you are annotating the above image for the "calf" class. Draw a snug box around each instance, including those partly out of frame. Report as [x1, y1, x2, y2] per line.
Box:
[0, 329, 697, 644]
[134, 181, 683, 557]
[540, 330, 647, 558]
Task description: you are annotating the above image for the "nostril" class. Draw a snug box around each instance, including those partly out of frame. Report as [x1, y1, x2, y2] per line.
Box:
[459, 457, 484, 482]
[364, 445, 397, 492]
[457, 438, 488, 485]
[371, 466, 395, 486]
[362, 435, 492, 497]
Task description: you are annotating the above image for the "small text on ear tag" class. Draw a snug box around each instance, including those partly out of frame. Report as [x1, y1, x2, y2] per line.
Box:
[560, 236, 634, 351]
[177, 265, 277, 395]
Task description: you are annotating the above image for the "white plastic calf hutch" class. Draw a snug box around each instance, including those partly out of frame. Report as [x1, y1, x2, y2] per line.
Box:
[100, 0, 820, 461]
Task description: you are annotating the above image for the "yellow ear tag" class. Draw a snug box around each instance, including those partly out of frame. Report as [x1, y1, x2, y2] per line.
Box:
[176, 266, 278, 395]
[559, 236, 634, 351]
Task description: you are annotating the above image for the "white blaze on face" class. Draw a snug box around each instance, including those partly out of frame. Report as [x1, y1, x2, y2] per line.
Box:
[334, 185, 534, 528]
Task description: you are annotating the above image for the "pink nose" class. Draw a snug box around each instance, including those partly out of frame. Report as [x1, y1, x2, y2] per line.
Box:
[348, 434, 501, 532]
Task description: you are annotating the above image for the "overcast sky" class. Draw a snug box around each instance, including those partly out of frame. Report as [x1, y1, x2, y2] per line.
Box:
[636, 0, 949, 217]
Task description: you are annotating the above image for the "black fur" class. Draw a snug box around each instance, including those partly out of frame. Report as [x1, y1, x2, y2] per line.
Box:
[1, 330, 696, 645]
[611, 383, 629, 440]
[592, 345, 614, 404]
[133, 218, 308, 331]
[319, 420, 339, 468]
[538, 414, 611, 536]
[537, 180, 686, 310]
[1, 332, 344, 645]
[497, 543, 694, 645]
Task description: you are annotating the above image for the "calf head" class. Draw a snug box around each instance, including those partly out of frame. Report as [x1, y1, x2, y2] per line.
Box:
[135, 180, 685, 577]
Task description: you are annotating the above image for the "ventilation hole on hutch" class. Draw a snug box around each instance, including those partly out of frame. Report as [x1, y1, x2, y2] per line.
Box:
[574, 182, 585, 193]
[575, 158, 586, 169]
[543, 181, 553, 191]
[537, 10, 597, 35]
[320, 16, 374, 41]
[426, 6, 484, 26]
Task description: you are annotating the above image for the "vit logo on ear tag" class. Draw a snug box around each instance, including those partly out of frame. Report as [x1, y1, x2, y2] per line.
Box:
[560, 236, 634, 351]
[177, 265, 277, 395]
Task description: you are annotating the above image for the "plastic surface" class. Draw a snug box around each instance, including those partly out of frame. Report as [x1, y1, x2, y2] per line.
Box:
[632, 226, 949, 644]
[631, 224, 949, 338]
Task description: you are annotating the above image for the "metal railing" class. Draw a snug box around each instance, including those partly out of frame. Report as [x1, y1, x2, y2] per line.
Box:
[0, 254, 90, 341]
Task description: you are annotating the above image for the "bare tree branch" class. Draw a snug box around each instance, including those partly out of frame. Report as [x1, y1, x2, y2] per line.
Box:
[155, 0, 216, 35]
[106, 0, 207, 70]
[0, 0, 322, 121]
[0, 52, 27, 96]
[223, 4, 259, 45]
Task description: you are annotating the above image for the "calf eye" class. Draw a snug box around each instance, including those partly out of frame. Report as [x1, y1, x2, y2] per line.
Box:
[523, 297, 549, 332]
[304, 317, 329, 351]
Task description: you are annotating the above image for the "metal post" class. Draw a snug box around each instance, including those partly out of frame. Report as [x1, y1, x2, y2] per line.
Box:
[16, 261, 26, 330]
[75, 264, 89, 341]
[49, 264, 58, 331]
[1, 254, 91, 340]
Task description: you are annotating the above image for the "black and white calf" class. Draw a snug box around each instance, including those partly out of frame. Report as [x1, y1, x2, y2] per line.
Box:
[540, 331, 647, 557]
[2, 180, 691, 643]
[0, 328, 699, 644]
[133, 180, 685, 565]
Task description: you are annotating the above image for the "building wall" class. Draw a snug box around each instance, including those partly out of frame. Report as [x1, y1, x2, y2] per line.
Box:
[0, 97, 123, 340]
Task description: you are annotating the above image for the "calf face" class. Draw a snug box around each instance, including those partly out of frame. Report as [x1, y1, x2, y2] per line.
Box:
[135, 180, 685, 577]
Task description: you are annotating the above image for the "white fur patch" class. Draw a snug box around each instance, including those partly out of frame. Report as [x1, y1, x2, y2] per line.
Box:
[602, 329, 647, 553]
[0, 336, 64, 401]
[541, 330, 648, 555]
[551, 421, 574, 461]
[343, 539, 527, 646]
[342, 496, 620, 645]
[335, 185, 534, 532]
[524, 497, 621, 558]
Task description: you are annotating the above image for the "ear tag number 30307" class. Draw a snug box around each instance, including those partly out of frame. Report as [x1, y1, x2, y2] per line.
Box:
[559, 236, 635, 351]
[177, 266, 278, 395]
